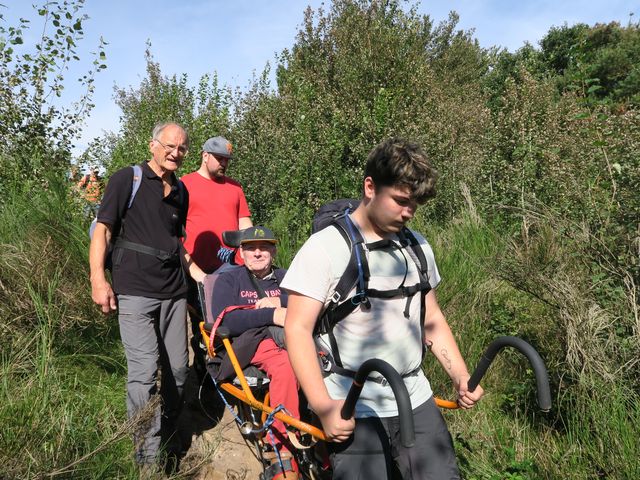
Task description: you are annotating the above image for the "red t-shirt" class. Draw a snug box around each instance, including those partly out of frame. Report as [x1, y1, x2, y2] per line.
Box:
[181, 172, 251, 273]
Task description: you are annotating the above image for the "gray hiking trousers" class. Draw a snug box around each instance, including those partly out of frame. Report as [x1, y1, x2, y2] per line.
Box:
[117, 295, 189, 464]
[328, 397, 460, 479]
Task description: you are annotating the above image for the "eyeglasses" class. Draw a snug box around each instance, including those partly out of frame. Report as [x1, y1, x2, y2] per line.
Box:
[154, 138, 188, 156]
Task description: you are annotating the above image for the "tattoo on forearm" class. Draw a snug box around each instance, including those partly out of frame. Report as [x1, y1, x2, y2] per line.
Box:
[441, 349, 452, 370]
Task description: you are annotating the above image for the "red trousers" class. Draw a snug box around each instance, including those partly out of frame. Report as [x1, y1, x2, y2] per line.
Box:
[250, 338, 299, 451]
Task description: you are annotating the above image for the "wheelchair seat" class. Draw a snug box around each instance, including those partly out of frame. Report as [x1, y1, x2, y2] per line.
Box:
[233, 365, 270, 388]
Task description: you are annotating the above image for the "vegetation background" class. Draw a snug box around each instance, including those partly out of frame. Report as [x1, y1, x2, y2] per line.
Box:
[1, 0, 638, 478]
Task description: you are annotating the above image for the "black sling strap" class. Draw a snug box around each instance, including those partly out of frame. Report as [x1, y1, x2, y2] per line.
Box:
[114, 238, 180, 264]
[246, 267, 268, 299]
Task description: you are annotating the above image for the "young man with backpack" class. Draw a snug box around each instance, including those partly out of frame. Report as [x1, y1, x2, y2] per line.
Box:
[89, 122, 205, 475]
[282, 138, 484, 479]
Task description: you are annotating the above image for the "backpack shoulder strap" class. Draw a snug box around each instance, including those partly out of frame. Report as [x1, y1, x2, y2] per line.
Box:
[128, 165, 143, 208]
[176, 178, 186, 205]
[107, 165, 145, 265]
[328, 214, 369, 304]
[318, 225, 434, 372]
[316, 214, 371, 368]
[399, 227, 430, 279]
[89, 165, 141, 240]
[117, 165, 143, 232]
[174, 178, 188, 240]
[398, 227, 432, 353]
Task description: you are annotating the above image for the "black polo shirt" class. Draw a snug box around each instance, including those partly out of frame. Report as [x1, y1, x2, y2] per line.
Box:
[98, 162, 189, 299]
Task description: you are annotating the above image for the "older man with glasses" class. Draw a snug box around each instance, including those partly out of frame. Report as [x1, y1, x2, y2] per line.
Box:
[89, 121, 205, 476]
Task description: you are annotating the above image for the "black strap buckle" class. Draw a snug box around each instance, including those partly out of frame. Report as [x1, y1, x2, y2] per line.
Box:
[351, 292, 369, 306]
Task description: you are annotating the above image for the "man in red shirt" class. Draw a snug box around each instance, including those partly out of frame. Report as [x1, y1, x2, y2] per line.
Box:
[181, 136, 252, 274]
[182, 136, 253, 378]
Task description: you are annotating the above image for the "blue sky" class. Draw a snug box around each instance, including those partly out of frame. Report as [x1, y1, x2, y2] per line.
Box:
[4, 0, 638, 157]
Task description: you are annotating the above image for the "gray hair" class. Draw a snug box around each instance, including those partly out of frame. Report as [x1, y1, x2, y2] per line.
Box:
[152, 122, 189, 147]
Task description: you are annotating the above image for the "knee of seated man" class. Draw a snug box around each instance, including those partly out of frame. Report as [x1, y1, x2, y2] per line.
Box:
[268, 347, 295, 369]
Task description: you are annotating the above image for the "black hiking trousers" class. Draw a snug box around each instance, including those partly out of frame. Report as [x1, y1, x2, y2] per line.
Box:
[327, 396, 460, 480]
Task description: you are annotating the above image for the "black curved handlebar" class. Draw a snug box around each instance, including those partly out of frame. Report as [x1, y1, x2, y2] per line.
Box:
[468, 336, 552, 411]
[340, 358, 415, 447]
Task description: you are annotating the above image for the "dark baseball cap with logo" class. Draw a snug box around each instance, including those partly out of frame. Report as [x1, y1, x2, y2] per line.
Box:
[240, 226, 277, 245]
[202, 136, 233, 158]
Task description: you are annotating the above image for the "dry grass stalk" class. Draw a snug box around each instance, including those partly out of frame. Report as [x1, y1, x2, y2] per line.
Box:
[38, 396, 161, 479]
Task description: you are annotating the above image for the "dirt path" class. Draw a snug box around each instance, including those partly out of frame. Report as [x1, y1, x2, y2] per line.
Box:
[177, 367, 265, 480]
[183, 409, 264, 479]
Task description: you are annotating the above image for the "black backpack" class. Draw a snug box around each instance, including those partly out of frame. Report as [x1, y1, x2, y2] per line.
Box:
[311, 199, 432, 378]
[311, 198, 361, 233]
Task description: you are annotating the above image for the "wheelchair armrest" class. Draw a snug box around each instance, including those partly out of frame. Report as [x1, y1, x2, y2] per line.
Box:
[201, 323, 229, 336]
[202, 322, 214, 335]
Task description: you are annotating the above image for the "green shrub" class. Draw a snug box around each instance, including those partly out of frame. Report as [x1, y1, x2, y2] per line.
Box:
[0, 1, 106, 196]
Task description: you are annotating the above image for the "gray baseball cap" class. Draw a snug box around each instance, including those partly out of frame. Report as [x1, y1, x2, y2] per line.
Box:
[202, 136, 233, 158]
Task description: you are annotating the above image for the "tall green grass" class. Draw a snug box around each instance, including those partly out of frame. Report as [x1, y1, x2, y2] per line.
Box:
[0, 178, 139, 479]
[413, 201, 640, 479]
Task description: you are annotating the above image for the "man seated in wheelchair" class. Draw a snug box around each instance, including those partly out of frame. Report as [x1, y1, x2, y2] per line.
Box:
[209, 225, 300, 478]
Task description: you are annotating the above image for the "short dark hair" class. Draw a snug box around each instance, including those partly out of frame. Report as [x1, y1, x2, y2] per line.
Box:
[364, 138, 438, 204]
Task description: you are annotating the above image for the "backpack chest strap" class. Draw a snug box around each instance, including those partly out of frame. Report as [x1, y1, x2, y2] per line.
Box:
[366, 281, 430, 299]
